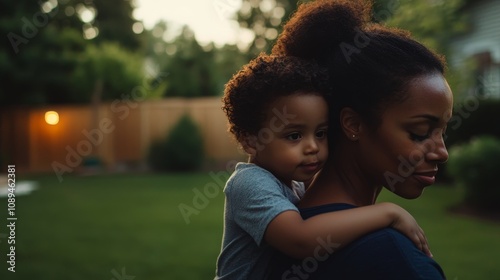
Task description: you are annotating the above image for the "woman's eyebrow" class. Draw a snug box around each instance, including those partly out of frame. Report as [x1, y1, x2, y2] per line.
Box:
[410, 114, 439, 122]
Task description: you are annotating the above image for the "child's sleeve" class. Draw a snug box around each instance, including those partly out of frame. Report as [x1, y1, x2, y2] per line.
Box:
[225, 168, 300, 246]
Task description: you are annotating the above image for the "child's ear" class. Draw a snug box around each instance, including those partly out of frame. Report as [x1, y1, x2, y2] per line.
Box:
[339, 107, 362, 141]
[241, 134, 258, 156]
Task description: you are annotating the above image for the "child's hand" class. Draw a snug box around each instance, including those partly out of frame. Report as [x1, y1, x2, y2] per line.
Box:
[390, 204, 432, 257]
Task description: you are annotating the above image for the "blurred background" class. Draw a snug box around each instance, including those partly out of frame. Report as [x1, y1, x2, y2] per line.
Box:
[0, 0, 499, 279]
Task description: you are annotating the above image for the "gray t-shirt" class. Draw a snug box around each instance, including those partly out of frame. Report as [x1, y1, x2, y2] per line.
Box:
[215, 162, 305, 280]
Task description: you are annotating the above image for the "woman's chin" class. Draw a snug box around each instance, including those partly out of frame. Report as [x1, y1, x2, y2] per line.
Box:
[387, 186, 425, 200]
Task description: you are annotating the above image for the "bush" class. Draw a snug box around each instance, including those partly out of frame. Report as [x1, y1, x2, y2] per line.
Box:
[148, 115, 204, 172]
[447, 136, 500, 211]
[446, 98, 500, 147]
[437, 98, 500, 182]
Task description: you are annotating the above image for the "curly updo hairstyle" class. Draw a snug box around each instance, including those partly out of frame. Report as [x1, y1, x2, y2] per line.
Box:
[272, 0, 446, 139]
[222, 54, 331, 143]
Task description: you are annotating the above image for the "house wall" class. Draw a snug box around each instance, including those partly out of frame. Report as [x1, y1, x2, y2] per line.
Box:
[450, 0, 500, 98]
[451, 0, 500, 65]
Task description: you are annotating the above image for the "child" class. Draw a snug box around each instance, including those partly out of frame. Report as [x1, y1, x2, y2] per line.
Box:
[214, 54, 430, 279]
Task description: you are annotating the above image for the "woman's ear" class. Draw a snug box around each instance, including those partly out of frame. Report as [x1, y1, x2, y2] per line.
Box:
[339, 107, 362, 141]
[240, 134, 258, 156]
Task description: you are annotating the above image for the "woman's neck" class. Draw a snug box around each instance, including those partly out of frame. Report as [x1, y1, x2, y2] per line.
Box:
[299, 149, 382, 208]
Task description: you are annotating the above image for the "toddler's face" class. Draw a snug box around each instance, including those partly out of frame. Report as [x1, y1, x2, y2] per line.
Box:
[251, 92, 329, 186]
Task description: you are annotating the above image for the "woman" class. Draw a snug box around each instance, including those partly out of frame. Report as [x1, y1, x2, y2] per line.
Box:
[265, 0, 452, 279]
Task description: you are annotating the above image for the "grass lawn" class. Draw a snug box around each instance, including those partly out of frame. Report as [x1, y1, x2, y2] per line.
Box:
[1, 172, 499, 279]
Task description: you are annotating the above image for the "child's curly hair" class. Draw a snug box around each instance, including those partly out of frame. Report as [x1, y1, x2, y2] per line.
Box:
[222, 54, 331, 143]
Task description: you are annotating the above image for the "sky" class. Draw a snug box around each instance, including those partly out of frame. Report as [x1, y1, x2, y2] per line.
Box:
[133, 0, 246, 46]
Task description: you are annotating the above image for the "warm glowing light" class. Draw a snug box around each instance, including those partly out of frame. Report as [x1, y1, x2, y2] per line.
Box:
[45, 111, 59, 125]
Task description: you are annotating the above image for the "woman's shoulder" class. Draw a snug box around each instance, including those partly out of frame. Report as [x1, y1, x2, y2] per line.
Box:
[334, 228, 445, 279]
[346, 227, 420, 256]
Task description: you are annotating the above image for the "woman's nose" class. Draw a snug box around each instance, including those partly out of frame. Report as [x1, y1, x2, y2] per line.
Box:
[426, 131, 449, 164]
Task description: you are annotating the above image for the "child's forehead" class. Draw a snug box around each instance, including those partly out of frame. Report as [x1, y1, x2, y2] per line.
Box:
[263, 93, 329, 126]
[269, 92, 327, 108]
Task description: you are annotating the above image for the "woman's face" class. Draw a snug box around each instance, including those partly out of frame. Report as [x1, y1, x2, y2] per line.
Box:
[357, 73, 453, 199]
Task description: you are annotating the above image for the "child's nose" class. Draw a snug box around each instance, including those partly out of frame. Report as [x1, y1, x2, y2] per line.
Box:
[304, 138, 319, 154]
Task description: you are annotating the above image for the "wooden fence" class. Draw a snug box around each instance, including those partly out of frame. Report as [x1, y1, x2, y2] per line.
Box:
[0, 97, 245, 174]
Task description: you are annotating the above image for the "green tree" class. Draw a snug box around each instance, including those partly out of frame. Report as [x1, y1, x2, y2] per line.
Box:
[71, 42, 145, 103]
[160, 26, 220, 98]
[1, 0, 87, 105]
[93, 0, 143, 50]
[143, 21, 171, 70]
[51, 0, 143, 50]
[236, 0, 302, 57]
[143, 22, 248, 98]
[382, 0, 467, 55]
[0, 0, 146, 105]
[213, 44, 249, 94]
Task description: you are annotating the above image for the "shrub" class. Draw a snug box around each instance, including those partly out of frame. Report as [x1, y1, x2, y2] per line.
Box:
[148, 115, 204, 172]
[447, 136, 500, 211]
[438, 98, 500, 182]
[446, 98, 500, 147]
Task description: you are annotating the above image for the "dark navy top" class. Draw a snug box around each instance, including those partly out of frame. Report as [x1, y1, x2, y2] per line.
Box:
[266, 203, 446, 280]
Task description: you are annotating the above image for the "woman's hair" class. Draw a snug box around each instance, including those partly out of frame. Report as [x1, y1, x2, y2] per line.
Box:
[222, 54, 330, 142]
[272, 0, 446, 137]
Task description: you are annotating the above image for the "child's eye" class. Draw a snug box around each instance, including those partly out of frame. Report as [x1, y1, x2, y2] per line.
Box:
[286, 132, 301, 141]
[409, 132, 429, 142]
[316, 130, 327, 139]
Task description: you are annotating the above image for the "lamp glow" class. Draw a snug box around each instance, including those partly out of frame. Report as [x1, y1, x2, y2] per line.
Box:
[45, 111, 59, 125]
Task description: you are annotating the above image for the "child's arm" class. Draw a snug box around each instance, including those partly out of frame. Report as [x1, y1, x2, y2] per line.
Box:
[264, 202, 430, 259]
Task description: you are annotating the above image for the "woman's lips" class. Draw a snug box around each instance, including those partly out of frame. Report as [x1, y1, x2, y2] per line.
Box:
[413, 174, 436, 185]
[413, 170, 438, 186]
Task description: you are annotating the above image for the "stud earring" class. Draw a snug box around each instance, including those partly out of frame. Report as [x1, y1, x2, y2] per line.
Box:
[352, 134, 356, 138]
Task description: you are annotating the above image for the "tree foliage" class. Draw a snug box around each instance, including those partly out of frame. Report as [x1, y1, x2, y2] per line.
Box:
[1, 1, 86, 105]
[50, 0, 143, 50]
[71, 43, 145, 103]
[92, 0, 142, 50]
[235, 0, 468, 58]
[0, 0, 145, 106]
[161, 27, 219, 98]
[382, 0, 467, 55]
[236, 0, 303, 57]
[145, 25, 247, 98]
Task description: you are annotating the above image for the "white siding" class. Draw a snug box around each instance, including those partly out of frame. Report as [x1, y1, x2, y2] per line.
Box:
[450, 0, 500, 98]
[451, 0, 500, 65]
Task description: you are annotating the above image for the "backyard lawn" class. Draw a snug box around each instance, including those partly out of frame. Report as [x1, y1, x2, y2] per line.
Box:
[0, 172, 499, 279]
